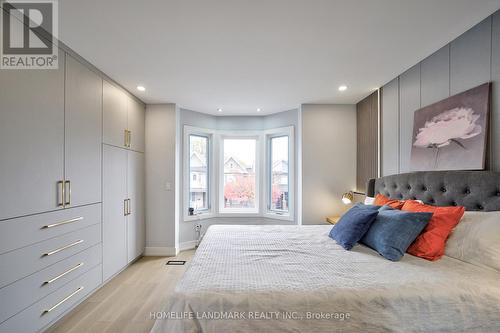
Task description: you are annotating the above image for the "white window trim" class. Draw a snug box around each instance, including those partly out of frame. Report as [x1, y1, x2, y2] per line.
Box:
[263, 126, 294, 221]
[218, 131, 261, 215]
[183, 126, 216, 222]
[182, 126, 295, 222]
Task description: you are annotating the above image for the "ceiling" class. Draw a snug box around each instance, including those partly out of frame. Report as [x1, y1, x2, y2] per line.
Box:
[59, 0, 500, 115]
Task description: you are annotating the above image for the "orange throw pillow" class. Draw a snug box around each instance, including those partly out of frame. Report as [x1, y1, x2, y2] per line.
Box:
[402, 200, 465, 261]
[373, 194, 405, 209]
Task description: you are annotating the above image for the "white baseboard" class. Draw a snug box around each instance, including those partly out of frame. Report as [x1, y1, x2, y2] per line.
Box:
[179, 240, 197, 251]
[144, 246, 178, 256]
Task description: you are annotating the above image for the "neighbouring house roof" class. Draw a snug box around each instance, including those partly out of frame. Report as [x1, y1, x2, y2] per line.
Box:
[190, 152, 207, 168]
[272, 159, 288, 173]
[224, 156, 252, 174]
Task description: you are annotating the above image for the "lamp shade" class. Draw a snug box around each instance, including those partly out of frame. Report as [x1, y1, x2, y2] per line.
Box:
[342, 192, 354, 205]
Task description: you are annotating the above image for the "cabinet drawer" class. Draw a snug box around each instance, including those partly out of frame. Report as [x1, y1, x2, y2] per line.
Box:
[0, 264, 102, 333]
[0, 223, 101, 288]
[0, 244, 101, 324]
[0, 204, 101, 255]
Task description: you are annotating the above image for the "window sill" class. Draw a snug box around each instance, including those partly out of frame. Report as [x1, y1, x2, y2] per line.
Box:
[182, 212, 295, 222]
[217, 212, 260, 218]
[263, 212, 294, 221]
[184, 212, 216, 222]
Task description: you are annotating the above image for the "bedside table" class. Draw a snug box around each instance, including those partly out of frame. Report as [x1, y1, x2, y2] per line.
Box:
[326, 216, 340, 224]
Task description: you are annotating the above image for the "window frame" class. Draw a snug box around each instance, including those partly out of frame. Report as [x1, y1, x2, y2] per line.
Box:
[264, 126, 294, 221]
[182, 126, 294, 221]
[218, 133, 261, 216]
[183, 126, 216, 221]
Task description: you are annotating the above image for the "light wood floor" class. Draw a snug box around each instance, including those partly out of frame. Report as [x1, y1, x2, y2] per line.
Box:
[45, 250, 195, 333]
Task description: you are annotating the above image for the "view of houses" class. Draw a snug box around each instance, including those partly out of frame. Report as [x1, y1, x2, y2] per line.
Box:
[189, 152, 289, 211]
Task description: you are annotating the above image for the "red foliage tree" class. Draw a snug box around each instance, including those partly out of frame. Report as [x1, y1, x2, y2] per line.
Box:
[224, 175, 255, 207]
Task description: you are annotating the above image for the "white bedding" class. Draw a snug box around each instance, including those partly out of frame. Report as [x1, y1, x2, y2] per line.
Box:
[151, 225, 500, 333]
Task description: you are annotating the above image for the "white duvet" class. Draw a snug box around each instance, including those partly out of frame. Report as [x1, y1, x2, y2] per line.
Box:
[151, 225, 500, 333]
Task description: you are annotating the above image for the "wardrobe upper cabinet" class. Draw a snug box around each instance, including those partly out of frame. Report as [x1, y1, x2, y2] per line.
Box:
[0, 50, 65, 221]
[103, 81, 145, 152]
[128, 98, 145, 153]
[65, 55, 103, 207]
[103, 81, 128, 148]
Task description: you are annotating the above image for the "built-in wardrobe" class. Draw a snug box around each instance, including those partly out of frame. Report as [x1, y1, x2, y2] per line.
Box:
[0, 41, 145, 332]
[102, 80, 145, 282]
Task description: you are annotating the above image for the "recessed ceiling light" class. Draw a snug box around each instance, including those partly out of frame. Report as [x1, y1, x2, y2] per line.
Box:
[257, 108, 261, 112]
[217, 108, 223, 112]
[338, 85, 347, 92]
[137, 85, 146, 92]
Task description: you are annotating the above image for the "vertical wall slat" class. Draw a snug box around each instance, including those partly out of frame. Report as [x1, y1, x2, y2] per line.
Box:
[356, 92, 378, 191]
[491, 12, 500, 171]
[381, 78, 400, 176]
[399, 64, 421, 173]
[421, 45, 450, 106]
[450, 17, 492, 95]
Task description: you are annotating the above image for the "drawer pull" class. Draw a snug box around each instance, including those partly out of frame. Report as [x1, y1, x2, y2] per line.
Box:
[42, 286, 84, 315]
[43, 262, 84, 285]
[43, 240, 84, 257]
[42, 217, 83, 229]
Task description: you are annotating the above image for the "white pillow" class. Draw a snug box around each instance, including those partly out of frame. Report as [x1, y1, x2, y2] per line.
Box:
[445, 211, 500, 272]
[364, 196, 375, 205]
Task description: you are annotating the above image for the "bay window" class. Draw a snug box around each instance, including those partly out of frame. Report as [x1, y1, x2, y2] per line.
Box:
[183, 125, 294, 221]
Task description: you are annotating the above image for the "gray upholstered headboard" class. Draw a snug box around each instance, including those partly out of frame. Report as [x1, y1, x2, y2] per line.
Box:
[367, 171, 500, 211]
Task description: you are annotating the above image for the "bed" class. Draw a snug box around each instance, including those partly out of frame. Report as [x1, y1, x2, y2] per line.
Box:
[151, 171, 500, 333]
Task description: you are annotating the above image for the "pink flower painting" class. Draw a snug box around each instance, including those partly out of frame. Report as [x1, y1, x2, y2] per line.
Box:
[410, 83, 490, 171]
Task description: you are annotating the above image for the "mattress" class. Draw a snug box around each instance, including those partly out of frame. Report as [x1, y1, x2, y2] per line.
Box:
[151, 225, 500, 333]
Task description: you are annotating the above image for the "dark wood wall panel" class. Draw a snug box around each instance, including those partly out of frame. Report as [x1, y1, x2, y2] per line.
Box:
[356, 91, 378, 192]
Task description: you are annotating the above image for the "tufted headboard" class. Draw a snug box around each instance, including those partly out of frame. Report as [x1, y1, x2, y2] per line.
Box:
[366, 171, 500, 211]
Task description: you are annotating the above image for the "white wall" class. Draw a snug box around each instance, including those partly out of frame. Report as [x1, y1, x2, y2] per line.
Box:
[144, 104, 177, 255]
[301, 104, 357, 224]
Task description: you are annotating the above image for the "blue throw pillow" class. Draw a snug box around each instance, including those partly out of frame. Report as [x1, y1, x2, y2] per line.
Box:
[329, 204, 380, 250]
[353, 202, 381, 210]
[360, 205, 433, 261]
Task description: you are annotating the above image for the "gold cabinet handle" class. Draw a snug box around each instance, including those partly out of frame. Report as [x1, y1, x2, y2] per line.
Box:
[57, 181, 65, 207]
[64, 180, 71, 206]
[43, 262, 84, 285]
[42, 286, 84, 315]
[42, 217, 83, 229]
[43, 239, 84, 257]
[124, 129, 131, 147]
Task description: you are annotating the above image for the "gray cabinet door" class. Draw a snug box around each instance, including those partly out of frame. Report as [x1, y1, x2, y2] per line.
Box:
[127, 151, 145, 262]
[0, 50, 65, 220]
[102, 145, 128, 281]
[65, 55, 103, 207]
[128, 97, 145, 152]
[103, 81, 128, 148]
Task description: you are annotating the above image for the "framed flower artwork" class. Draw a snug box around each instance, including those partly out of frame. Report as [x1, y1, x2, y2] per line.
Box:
[410, 82, 491, 171]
